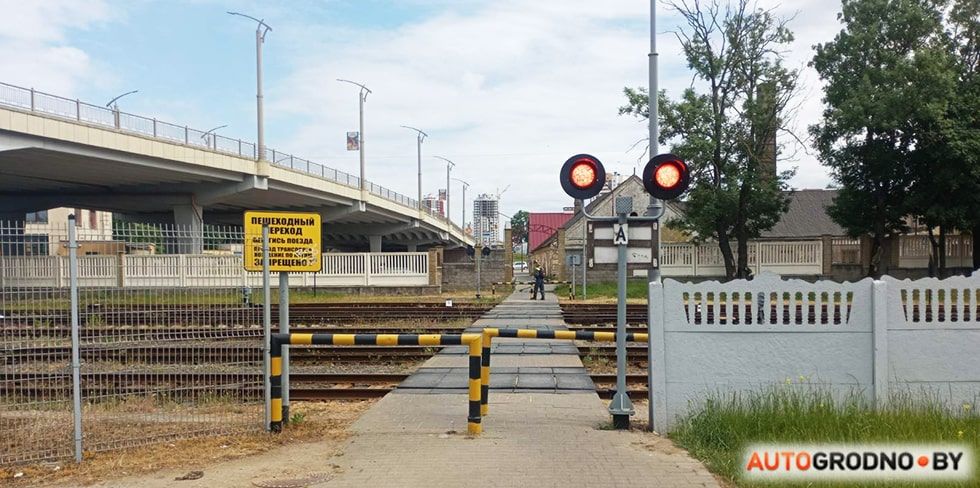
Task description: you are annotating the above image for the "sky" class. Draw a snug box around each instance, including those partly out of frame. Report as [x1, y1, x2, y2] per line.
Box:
[0, 0, 843, 227]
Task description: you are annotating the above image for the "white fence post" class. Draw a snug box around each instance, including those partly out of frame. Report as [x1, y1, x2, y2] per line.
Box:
[648, 279, 668, 433]
[363, 253, 370, 286]
[178, 255, 187, 287]
[872, 280, 889, 409]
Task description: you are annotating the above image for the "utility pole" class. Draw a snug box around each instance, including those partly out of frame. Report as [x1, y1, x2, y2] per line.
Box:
[337, 79, 371, 196]
[647, 0, 663, 433]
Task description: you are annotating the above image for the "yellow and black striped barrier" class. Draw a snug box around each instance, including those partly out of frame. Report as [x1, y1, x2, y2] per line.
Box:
[270, 332, 484, 435]
[478, 328, 649, 415]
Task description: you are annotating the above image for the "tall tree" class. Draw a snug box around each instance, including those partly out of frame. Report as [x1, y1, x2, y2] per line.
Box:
[811, 0, 948, 277]
[509, 210, 529, 249]
[943, 0, 980, 271]
[620, 0, 796, 279]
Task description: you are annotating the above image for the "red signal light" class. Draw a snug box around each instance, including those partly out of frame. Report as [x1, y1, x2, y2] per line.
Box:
[654, 161, 684, 189]
[560, 154, 606, 200]
[570, 159, 598, 189]
[642, 153, 690, 200]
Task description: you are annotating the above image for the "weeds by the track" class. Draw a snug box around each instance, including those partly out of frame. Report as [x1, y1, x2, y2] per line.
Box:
[669, 386, 980, 487]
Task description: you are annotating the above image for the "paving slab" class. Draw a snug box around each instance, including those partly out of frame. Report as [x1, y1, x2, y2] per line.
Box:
[419, 354, 584, 369]
[319, 392, 721, 487]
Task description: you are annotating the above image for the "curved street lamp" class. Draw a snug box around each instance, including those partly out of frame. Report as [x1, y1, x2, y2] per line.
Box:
[337, 79, 372, 193]
[201, 124, 229, 150]
[400, 126, 428, 209]
[433, 156, 455, 228]
[228, 11, 272, 161]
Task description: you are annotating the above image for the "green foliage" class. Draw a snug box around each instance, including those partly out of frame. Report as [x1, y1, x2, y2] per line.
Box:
[810, 0, 980, 276]
[619, 0, 797, 279]
[113, 220, 165, 252]
[510, 210, 529, 247]
[671, 387, 980, 487]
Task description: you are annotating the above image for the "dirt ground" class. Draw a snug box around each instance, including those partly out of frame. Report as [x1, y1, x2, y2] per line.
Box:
[0, 400, 375, 488]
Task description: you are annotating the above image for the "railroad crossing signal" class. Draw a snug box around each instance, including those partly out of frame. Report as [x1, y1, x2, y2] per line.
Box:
[559, 154, 606, 200]
[642, 153, 690, 201]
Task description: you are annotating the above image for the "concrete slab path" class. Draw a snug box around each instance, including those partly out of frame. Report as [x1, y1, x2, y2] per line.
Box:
[317, 288, 722, 487]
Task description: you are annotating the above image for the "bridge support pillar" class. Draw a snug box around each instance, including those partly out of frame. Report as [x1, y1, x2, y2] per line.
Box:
[173, 203, 204, 254]
[369, 235, 382, 253]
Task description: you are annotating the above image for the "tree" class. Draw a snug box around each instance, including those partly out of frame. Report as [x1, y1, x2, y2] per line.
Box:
[811, 0, 951, 277]
[510, 210, 529, 250]
[939, 0, 980, 271]
[620, 0, 797, 279]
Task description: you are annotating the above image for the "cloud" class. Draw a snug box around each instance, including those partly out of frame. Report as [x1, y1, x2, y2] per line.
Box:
[0, 0, 114, 94]
[268, 0, 844, 222]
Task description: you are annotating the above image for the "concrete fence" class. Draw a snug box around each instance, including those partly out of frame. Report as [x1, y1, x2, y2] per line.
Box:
[659, 240, 824, 277]
[0, 252, 430, 288]
[648, 273, 980, 432]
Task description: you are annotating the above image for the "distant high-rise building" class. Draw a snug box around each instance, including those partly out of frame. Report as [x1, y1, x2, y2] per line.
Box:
[472, 194, 500, 246]
[422, 191, 447, 217]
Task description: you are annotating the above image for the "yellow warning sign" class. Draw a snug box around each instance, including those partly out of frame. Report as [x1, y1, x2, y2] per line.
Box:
[244, 211, 322, 272]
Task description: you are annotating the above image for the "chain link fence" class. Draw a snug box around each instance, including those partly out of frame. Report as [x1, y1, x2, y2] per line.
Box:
[1, 218, 264, 466]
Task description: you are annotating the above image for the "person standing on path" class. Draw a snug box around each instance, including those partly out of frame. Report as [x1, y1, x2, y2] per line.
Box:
[531, 263, 545, 300]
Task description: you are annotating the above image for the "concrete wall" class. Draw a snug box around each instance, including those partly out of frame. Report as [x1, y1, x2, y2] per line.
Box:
[648, 273, 980, 433]
[441, 247, 508, 291]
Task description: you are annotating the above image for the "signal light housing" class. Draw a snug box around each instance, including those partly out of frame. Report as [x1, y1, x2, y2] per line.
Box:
[642, 153, 690, 200]
[560, 154, 606, 199]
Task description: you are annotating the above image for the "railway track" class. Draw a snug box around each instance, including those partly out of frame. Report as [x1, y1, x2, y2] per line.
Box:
[0, 324, 649, 339]
[1, 344, 652, 365]
[0, 302, 493, 327]
[0, 372, 650, 400]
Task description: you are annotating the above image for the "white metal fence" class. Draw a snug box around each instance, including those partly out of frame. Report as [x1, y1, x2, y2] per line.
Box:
[648, 273, 980, 432]
[899, 234, 974, 268]
[0, 252, 430, 289]
[659, 240, 824, 276]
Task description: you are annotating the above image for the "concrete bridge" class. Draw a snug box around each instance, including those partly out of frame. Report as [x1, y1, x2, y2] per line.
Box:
[0, 82, 473, 252]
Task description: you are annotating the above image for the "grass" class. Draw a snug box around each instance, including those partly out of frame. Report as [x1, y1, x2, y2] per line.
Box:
[669, 387, 980, 487]
[555, 280, 650, 302]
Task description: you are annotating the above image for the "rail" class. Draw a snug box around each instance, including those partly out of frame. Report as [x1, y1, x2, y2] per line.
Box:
[0, 80, 467, 236]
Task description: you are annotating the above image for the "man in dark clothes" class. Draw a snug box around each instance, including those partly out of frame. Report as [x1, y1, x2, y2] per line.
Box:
[531, 263, 545, 300]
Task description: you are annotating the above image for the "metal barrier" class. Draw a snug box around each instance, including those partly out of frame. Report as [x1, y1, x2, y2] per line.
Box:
[478, 328, 648, 415]
[269, 332, 484, 435]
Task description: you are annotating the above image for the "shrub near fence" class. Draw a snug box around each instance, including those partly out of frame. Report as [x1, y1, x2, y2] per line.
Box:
[647, 273, 980, 433]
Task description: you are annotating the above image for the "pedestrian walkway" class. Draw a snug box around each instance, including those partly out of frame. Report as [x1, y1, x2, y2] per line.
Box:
[316, 287, 722, 487]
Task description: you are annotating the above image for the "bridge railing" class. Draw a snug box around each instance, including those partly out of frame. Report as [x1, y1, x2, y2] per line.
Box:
[0, 81, 451, 221]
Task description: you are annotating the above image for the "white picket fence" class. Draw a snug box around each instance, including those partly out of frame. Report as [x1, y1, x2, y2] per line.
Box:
[659, 240, 823, 276]
[0, 252, 430, 288]
[647, 273, 980, 432]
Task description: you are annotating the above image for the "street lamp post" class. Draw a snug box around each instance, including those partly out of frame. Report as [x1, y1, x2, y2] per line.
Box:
[201, 124, 228, 150]
[400, 126, 428, 211]
[105, 90, 138, 129]
[451, 177, 469, 231]
[227, 11, 272, 161]
[434, 156, 454, 228]
[337, 79, 371, 195]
